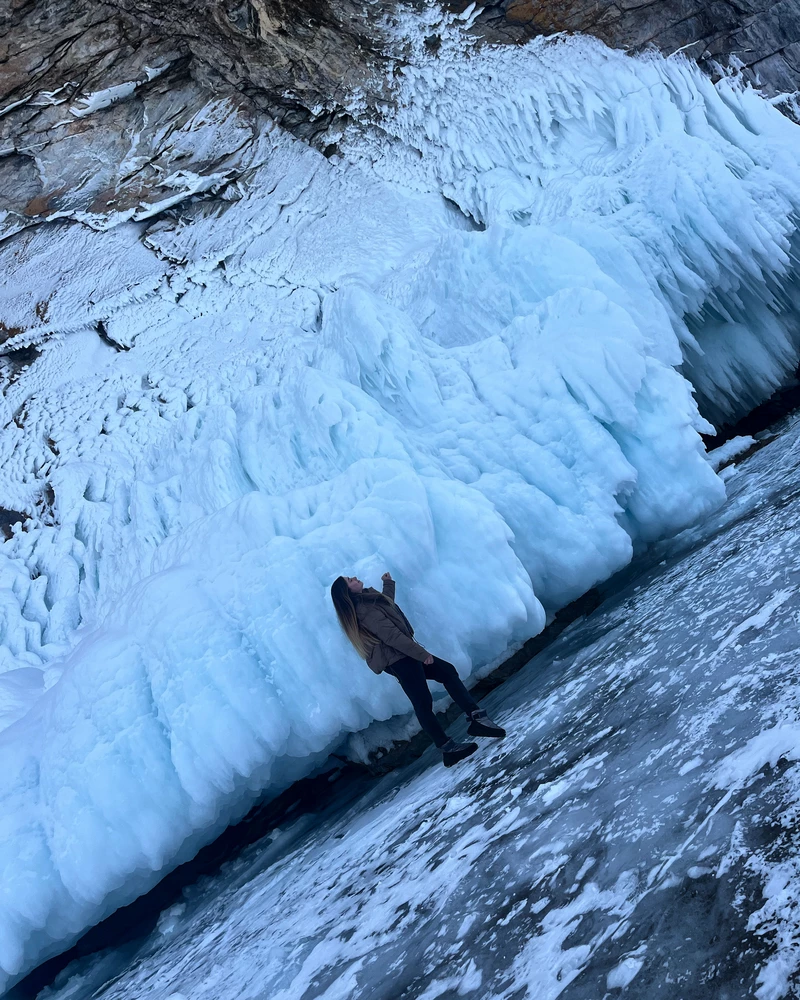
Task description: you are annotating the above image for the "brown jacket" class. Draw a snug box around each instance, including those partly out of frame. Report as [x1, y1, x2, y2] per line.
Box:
[354, 579, 430, 674]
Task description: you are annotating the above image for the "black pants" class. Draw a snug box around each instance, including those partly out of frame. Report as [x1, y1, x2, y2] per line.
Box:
[386, 656, 480, 748]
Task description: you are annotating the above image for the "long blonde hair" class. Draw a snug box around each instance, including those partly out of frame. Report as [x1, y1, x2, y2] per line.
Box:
[330, 576, 385, 659]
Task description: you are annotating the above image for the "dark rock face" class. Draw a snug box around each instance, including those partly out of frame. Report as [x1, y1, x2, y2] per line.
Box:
[109, 0, 393, 117]
[0, 507, 28, 540]
[464, 0, 800, 94]
[0, 1, 397, 242]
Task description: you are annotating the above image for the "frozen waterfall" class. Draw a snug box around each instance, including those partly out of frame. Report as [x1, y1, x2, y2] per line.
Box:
[1, 20, 800, 991]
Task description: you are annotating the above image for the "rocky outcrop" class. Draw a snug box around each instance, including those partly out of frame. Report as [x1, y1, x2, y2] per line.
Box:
[461, 0, 800, 95]
[1, 0, 798, 273]
[0, 1, 403, 245]
[3, 0, 800, 234]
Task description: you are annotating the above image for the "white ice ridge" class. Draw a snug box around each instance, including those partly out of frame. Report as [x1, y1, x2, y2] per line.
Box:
[1, 20, 800, 988]
[343, 16, 800, 428]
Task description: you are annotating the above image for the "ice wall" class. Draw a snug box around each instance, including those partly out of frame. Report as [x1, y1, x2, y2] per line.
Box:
[1, 21, 800, 990]
[342, 16, 800, 428]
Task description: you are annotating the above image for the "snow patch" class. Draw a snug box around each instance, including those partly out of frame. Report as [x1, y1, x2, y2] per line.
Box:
[707, 435, 757, 471]
[679, 756, 704, 775]
[714, 590, 794, 653]
[70, 82, 138, 118]
[607, 954, 645, 989]
[713, 726, 800, 788]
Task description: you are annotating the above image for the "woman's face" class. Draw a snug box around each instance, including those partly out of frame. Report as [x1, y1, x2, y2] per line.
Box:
[344, 576, 363, 594]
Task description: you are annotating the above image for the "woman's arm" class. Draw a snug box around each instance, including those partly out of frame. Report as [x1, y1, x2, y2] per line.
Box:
[381, 572, 396, 601]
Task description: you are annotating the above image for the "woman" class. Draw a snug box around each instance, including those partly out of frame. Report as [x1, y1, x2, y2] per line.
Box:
[330, 571, 505, 767]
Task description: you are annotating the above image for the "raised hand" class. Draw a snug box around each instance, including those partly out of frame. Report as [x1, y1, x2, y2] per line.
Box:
[381, 572, 393, 582]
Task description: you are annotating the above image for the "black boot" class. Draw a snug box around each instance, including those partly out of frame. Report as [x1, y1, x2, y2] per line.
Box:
[467, 709, 506, 739]
[441, 738, 478, 767]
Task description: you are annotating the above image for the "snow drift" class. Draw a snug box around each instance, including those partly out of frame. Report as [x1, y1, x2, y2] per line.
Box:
[1, 17, 800, 989]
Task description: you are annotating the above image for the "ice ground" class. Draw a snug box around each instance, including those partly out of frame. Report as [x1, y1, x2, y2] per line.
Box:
[25, 410, 800, 1000]
[3, 17, 800, 990]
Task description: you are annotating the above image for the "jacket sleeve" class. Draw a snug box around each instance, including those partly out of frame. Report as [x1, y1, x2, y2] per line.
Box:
[360, 604, 430, 661]
[382, 578, 396, 601]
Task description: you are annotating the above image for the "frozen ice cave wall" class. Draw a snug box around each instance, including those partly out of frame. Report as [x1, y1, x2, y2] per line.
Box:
[1, 11, 800, 991]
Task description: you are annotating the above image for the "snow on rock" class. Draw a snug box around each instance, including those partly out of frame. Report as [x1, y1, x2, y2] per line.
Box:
[1, 84, 258, 241]
[1, 20, 800, 989]
[70, 82, 140, 119]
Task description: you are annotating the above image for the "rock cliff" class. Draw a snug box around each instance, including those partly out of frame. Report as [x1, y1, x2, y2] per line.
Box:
[464, 0, 800, 93]
[1, 0, 799, 321]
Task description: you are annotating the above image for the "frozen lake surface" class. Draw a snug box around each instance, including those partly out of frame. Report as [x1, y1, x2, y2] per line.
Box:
[26, 414, 800, 1000]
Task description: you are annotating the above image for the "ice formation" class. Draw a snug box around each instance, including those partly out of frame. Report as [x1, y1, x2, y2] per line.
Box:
[33, 412, 800, 1000]
[1, 14, 800, 989]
